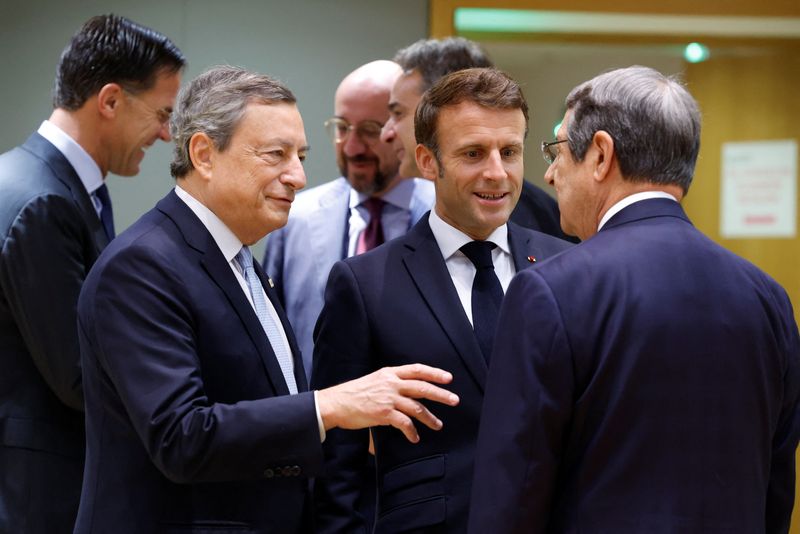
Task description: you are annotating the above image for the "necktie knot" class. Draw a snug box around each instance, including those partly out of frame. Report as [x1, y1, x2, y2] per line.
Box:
[95, 183, 115, 240]
[460, 241, 497, 270]
[356, 197, 386, 254]
[362, 197, 385, 218]
[236, 246, 254, 272]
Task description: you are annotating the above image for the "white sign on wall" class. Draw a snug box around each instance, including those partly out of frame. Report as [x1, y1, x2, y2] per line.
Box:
[720, 140, 797, 238]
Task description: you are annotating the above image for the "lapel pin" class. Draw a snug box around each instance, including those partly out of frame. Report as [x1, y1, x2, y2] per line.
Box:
[527, 256, 536, 263]
[268, 278, 275, 288]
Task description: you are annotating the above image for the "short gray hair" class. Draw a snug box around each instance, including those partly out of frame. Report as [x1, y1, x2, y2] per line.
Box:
[565, 65, 701, 193]
[169, 65, 296, 178]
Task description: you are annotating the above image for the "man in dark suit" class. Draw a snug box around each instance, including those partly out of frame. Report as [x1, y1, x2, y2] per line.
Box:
[0, 15, 184, 533]
[381, 36, 576, 242]
[313, 68, 572, 533]
[469, 66, 800, 534]
[75, 65, 459, 534]
[263, 60, 434, 381]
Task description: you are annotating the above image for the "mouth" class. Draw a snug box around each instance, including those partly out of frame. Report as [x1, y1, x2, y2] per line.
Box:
[474, 192, 508, 201]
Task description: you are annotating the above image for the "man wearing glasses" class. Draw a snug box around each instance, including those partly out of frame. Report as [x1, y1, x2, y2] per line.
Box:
[0, 15, 184, 533]
[469, 66, 800, 533]
[263, 60, 434, 381]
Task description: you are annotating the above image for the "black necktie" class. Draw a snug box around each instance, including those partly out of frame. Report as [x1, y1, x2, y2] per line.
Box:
[460, 241, 504, 363]
[95, 183, 115, 240]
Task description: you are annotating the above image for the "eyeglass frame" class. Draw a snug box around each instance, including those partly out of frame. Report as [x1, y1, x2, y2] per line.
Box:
[541, 139, 568, 165]
[324, 117, 384, 145]
[122, 87, 172, 126]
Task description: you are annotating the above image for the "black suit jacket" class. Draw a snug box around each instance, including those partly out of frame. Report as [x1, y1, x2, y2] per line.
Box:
[511, 180, 578, 242]
[469, 199, 800, 533]
[75, 190, 323, 533]
[312, 214, 572, 533]
[0, 133, 108, 533]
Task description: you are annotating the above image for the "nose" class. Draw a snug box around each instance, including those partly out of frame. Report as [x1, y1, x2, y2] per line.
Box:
[380, 118, 395, 143]
[158, 121, 171, 142]
[483, 150, 508, 181]
[281, 155, 307, 191]
[544, 163, 555, 187]
[341, 129, 367, 157]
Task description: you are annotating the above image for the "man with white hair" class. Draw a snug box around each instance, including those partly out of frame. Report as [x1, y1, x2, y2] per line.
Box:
[469, 65, 800, 534]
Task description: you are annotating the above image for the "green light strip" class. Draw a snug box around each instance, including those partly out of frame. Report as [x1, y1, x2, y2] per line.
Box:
[453, 7, 800, 37]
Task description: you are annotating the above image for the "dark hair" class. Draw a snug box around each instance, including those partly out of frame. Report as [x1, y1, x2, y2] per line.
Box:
[170, 66, 296, 178]
[415, 68, 528, 162]
[565, 66, 701, 193]
[393, 37, 493, 93]
[53, 14, 185, 110]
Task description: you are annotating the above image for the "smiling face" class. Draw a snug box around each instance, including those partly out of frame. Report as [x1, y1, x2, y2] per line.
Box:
[381, 69, 425, 178]
[204, 102, 308, 244]
[417, 101, 525, 240]
[108, 69, 181, 176]
[334, 77, 400, 195]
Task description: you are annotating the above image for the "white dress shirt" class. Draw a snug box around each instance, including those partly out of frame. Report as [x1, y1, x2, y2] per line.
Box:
[427, 208, 516, 326]
[174, 186, 326, 440]
[38, 120, 105, 218]
[347, 178, 418, 256]
[598, 191, 678, 231]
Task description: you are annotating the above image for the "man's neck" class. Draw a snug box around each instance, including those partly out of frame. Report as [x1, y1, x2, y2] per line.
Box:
[49, 107, 107, 176]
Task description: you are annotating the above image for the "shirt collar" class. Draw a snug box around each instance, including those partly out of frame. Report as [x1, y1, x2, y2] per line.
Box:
[598, 191, 678, 231]
[174, 185, 244, 263]
[38, 120, 104, 195]
[348, 177, 416, 210]
[428, 207, 510, 260]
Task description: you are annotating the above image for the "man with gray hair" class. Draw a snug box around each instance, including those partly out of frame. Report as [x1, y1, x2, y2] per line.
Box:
[263, 60, 434, 380]
[469, 65, 800, 533]
[381, 37, 572, 240]
[75, 65, 459, 533]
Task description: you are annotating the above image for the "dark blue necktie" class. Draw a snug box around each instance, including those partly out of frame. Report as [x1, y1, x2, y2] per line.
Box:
[460, 241, 504, 363]
[95, 183, 115, 240]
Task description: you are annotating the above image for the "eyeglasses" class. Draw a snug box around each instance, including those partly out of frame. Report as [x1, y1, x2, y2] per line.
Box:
[324, 117, 384, 145]
[541, 139, 568, 165]
[124, 89, 171, 126]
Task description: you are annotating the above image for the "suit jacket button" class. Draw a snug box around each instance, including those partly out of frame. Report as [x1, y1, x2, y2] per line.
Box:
[264, 468, 274, 478]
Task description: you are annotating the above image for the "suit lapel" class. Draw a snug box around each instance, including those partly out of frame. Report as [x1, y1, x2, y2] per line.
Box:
[156, 192, 291, 396]
[255, 262, 309, 392]
[24, 133, 109, 251]
[307, 178, 350, 286]
[507, 222, 564, 272]
[402, 216, 488, 391]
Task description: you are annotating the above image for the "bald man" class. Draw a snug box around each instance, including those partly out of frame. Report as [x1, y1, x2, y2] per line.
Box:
[263, 60, 434, 379]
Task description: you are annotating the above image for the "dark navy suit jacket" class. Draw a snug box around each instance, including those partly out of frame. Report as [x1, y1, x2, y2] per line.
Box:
[0, 133, 108, 533]
[312, 213, 572, 533]
[75, 190, 323, 533]
[469, 199, 800, 534]
[512, 180, 577, 243]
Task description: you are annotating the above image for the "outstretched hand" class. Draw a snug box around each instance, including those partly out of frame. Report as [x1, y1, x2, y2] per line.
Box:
[317, 364, 459, 443]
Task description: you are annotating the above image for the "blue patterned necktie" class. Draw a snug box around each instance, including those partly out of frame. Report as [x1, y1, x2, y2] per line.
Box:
[235, 246, 298, 394]
[94, 183, 115, 240]
[460, 241, 504, 363]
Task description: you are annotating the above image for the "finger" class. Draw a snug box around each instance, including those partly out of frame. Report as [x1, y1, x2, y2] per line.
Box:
[393, 363, 453, 384]
[397, 379, 460, 406]
[386, 411, 420, 443]
[393, 396, 444, 431]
